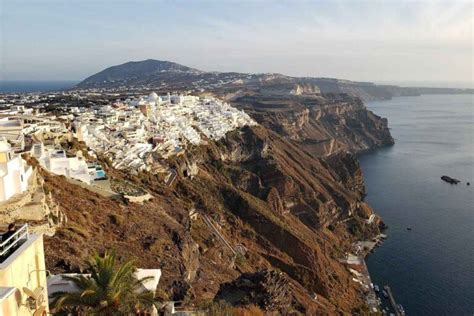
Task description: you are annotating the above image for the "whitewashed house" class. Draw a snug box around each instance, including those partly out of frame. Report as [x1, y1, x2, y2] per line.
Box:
[32, 143, 94, 184]
[0, 119, 25, 152]
[0, 141, 32, 202]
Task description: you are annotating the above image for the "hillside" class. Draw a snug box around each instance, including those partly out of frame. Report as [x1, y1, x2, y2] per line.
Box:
[76, 59, 473, 100]
[78, 59, 202, 88]
[41, 89, 393, 314]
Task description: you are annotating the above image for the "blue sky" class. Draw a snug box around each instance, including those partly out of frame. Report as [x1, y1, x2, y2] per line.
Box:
[1, 0, 472, 86]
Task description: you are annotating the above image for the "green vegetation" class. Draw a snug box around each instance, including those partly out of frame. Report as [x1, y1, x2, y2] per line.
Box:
[52, 251, 156, 315]
[234, 253, 246, 266]
[200, 300, 264, 316]
[206, 300, 235, 316]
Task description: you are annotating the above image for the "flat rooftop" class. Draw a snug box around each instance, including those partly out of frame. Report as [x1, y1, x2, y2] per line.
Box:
[0, 120, 22, 127]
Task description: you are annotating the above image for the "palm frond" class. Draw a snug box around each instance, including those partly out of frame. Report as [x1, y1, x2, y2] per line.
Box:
[53, 251, 158, 315]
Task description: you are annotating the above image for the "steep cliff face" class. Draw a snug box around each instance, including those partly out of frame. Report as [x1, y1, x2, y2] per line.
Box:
[304, 100, 393, 154]
[233, 93, 393, 156]
[165, 126, 380, 312]
[291, 83, 321, 95]
[42, 91, 391, 314]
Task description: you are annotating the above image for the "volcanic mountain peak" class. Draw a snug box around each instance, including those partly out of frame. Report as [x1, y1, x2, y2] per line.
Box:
[78, 59, 202, 87]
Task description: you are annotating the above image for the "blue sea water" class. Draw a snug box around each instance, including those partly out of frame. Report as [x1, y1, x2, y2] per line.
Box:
[0, 80, 77, 93]
[360, 94, 474, 315]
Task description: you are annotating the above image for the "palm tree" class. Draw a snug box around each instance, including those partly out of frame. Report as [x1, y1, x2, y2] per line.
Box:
[52, 251, 156, 315]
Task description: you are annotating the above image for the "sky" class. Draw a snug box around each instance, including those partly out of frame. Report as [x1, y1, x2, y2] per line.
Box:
[0, 0, 473, 87]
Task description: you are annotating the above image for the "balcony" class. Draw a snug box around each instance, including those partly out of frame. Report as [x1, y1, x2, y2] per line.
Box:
[0, 223, 29, 263]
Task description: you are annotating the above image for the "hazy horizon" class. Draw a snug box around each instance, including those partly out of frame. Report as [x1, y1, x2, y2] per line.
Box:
[1, 0, 473, 86]
[1, 76, 473, 90]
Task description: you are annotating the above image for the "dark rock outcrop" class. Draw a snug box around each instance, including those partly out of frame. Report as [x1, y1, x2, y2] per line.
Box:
[441, 175, 461, 184]
[215, 270, 302, 313]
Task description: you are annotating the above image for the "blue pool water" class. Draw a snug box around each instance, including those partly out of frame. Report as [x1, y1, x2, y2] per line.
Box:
[96, 170, 106, 178]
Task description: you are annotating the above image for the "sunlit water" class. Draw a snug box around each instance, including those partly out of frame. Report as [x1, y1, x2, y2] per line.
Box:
[360, 94, 474, 315]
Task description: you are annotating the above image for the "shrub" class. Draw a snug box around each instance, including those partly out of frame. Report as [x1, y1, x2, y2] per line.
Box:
[66, 223, 90, 239]
[235, 253, 246, 266]
[154, 288, 169, 301]
[207, 300, 234, 316]
[233, 305, 265, 316]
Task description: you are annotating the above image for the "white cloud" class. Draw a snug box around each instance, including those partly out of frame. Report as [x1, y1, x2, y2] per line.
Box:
[1, 0, 472, 84]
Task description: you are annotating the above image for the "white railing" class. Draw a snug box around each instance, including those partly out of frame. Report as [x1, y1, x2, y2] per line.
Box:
[0, 224, 29, 257]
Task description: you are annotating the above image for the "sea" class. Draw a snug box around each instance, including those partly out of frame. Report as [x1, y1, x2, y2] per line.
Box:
[360, 94, 474, 315]
[0, 80, 78, 93]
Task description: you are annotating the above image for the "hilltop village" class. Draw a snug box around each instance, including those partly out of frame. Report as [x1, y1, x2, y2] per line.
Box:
[0, 90, 259, 315]
[0, 91, 256, 181]
[75, 92, 256, 170]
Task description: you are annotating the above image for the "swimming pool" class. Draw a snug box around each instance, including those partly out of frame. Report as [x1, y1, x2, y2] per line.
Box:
[96, 170, 106, 179]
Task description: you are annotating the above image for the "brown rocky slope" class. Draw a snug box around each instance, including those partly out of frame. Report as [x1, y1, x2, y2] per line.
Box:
[43, 93, 392, 314]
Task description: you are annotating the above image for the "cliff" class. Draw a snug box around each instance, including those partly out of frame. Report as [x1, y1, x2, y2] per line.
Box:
[233, 93, 393, 155]
[41, 88, 392, 314]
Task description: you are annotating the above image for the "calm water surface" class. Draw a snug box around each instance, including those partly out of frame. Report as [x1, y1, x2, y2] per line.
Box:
[360, 94, 474, 315]
[0, 80, 77, 93]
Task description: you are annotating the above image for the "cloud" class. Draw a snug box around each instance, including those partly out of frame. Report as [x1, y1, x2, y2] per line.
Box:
[0, 0, 472, 84]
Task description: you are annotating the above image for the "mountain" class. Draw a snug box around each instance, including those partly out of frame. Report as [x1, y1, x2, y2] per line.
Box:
[76, 59, 473, 100]
[78, 59, 202, 88]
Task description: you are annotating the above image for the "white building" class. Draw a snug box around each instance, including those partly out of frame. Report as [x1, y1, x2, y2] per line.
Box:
[0, 224, 49, 315]
[0, 141, 32, 202]
[73, 122, 90, 143]
[68, 93, 257, 172]
[32, 143, 94, 184]
[0, 119, 25, 152]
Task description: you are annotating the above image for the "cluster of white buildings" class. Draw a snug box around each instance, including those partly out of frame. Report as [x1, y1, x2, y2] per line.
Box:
[0, 92, 256, 183]
[0, 109, 104, 202]
[31, 143, 105, 185]
[0, 112, 67, 152]
[73, 93, 257, 171]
